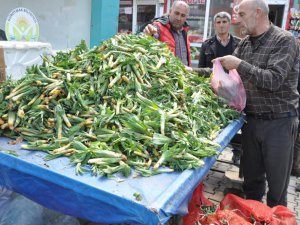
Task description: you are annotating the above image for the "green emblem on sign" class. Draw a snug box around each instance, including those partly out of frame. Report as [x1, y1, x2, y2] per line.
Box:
[5, 7, 39, 42]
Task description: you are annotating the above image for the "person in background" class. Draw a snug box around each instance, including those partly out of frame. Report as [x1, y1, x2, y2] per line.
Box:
[0, 29, 7, 41]
[215, 0, 299, 207]
[195, 12, 241, 76]
[143, 0, 191, 66]
[194, 12, 242, 165]
[292, 32, 300, 192]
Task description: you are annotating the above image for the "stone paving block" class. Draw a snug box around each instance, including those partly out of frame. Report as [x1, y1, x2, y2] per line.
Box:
[210, 171, 225, 179]
[287, 202, 297, 211]
[288, 179, 297, 187]
[203, 192, 215, 200]
[209, 191, 225, 203]
[214, 184, 226, 193]
[217, 148, 233, 161]
[288, 186, 298, 196]
[211, 163, 231, 173]
[227, 165, 240, 173]
[203, 182, 216, 194]
[287, 194, 296, 203]
[290, 176, 299, 182]
[205, 176, 222, 186]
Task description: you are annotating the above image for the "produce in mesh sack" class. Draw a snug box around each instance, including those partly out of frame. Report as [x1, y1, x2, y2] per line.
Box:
[0, 34, 240, 177]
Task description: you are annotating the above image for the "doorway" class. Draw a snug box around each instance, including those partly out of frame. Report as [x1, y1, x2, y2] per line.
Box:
[133, 0, 159, 33]
[269, 4, 285, 27]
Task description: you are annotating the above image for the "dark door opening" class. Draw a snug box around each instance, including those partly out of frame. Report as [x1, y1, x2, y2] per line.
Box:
[269, 5, 284, 27]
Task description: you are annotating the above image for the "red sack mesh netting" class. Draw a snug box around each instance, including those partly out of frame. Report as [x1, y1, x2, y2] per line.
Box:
[183, 192, 296, 225]
[220, 194, 296, 225]
[182, 182, 214, 225]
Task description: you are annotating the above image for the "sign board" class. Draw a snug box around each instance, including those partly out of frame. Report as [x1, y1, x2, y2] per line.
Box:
[171, 0, 205, 4]
[5, 7, 39, 42]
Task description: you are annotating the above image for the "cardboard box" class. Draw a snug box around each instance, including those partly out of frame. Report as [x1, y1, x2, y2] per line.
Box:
[0, 41, 52, 82]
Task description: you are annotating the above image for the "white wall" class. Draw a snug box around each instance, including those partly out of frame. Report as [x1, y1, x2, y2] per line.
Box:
[0, 0, 91, 50]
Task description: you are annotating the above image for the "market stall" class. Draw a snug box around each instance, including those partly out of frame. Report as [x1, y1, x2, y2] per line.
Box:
[0, 116, 243, 225]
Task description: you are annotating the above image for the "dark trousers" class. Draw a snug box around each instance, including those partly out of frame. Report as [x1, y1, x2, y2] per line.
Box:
[241, 116, 298, 207]
[293, 133, 300, 173]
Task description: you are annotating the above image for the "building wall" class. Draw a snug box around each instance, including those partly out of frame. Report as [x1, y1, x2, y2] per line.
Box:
[0, 0, 91, 50]
[90, 0, 120, 47]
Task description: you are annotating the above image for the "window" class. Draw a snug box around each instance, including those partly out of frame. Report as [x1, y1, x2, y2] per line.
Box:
[187, 3, 206, 44]
[119, 0, 133, 33]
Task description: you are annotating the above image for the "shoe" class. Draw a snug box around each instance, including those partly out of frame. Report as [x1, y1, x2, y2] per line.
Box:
[296, 184, 300, 192]
[232, 152, 240, 165]
[291, 168, 300, 177]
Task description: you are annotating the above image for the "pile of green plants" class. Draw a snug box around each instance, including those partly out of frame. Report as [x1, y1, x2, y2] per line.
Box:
[0, 34, 240, 177]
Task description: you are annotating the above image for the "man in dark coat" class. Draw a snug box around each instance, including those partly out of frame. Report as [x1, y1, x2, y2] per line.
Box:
[195, 11, 242, 165]
[194, 11, 240, 76]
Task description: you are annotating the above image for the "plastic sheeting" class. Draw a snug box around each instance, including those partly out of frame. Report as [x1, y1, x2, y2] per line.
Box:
[0, 117, 244, 225]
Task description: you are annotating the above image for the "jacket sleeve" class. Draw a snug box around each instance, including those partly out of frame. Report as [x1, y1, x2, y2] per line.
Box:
[192, 67, 212, 77]
[198, 42, 207, 68]
[237, 36, 300, 91]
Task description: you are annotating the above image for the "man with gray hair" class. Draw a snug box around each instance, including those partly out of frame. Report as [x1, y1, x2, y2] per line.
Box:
[143, 0, 191, 66]
[215, 0, 299, 207]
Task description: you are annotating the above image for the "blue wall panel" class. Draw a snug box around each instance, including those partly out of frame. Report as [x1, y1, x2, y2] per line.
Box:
[90, 0, 119, 47]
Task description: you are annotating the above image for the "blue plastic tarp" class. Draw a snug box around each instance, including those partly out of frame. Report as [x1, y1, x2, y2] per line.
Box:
[0, 117, 244, 225]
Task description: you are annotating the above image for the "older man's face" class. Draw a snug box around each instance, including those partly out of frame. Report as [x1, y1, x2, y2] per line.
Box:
[169, 3, 189, 30]
[237, 2, 257, 36]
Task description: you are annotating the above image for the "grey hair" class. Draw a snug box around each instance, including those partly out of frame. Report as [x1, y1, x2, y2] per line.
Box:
[241, 0, 269, 15]
[256, 0, 269, 14]
[213, 11, 231, 22]
[171, 0, 190, 14]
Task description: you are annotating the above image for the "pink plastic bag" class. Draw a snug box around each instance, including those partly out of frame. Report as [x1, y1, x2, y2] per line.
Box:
[211, 59, 246, 111]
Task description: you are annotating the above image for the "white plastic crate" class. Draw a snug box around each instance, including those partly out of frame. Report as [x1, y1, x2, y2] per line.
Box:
[0, 41, 52, 81]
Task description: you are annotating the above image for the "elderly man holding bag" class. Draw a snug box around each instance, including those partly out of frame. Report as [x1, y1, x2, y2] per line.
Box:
[215, 0, 299, 207]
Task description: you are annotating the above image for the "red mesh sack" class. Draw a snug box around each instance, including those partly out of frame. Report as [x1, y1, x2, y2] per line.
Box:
[220, 194, 273, 223]
[269, 205, 296, 225]
[220, 194, 296, 224]
[182, 182, 214, 225]
[211, 59, 246, 111]
[197, 209, 252, 225]
[214, 209, 252, 225]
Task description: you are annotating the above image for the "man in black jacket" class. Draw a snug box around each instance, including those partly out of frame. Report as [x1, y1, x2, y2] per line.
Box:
[198, 11, 240, 72]
[196, 12, 242, 165]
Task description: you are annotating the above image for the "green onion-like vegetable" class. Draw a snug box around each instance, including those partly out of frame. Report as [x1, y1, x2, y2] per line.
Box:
[0, 34, 241, 177]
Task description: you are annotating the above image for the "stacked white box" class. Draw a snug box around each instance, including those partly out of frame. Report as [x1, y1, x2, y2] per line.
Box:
[0, 41, 52, 81]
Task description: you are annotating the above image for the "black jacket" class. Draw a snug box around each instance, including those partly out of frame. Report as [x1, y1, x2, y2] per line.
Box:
[198, 35, 240, 68]
[0, 29, 7, 41]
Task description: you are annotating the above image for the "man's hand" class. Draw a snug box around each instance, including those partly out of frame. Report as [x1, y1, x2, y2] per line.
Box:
[212, 55, 242, 70]
[143, 24, 158, 36]
[184, 65, 193, 72]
